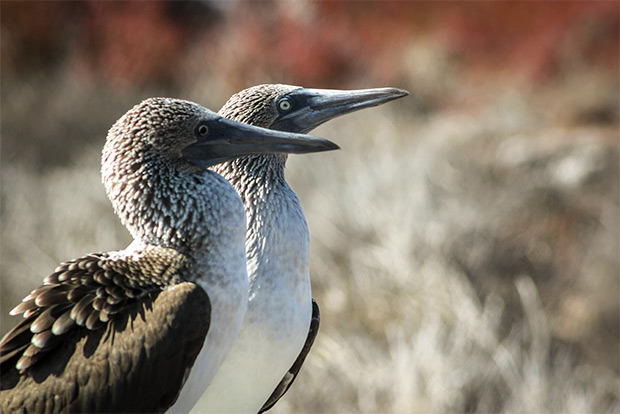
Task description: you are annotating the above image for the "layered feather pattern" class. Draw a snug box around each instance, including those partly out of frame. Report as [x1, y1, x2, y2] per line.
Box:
[0, 246, 188, 373]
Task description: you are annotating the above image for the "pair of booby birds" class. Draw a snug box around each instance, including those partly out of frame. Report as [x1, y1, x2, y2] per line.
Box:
[0, 85, 407, 413]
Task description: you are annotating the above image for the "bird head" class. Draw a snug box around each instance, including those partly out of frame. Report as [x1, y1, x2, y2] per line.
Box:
[101, 98, 338, 247]
[102, 97, 338, 176]
[219, 84, 409, 133]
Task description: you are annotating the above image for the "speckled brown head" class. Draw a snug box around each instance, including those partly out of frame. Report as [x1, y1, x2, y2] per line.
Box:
[219, 84, 409, 132]
[214, 84, 408, 187]
[101, 97, 337, 250]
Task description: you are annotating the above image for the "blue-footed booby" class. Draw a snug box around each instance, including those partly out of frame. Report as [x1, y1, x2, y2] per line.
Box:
[0, 97, 338, 413]
[194, 85, 408, 413]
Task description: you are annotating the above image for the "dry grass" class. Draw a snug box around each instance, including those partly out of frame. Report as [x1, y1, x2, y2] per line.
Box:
[1, 68, 618, 414]
[279, 96, 619, 412]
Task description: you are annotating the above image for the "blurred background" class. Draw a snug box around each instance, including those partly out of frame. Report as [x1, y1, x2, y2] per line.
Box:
[1, 1, 618, 412]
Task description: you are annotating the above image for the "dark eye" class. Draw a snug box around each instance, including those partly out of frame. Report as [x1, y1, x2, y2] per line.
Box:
[196, 124, 209, 136]
[278, 99, 292, 112]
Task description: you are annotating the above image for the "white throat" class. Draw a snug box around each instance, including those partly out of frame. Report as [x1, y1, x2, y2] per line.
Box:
[192, 176, 312, 413]
[163, 173, 249, 413]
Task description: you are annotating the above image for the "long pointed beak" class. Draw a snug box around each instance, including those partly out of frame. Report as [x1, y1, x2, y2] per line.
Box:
[182, 116, 339, 168]
[271, 87, 409, 133]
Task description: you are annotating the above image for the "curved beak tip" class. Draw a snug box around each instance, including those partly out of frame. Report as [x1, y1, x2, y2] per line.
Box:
[380, 87, 410, 100]
[304, 137, 340, 153]
[395, 88, 410, 97]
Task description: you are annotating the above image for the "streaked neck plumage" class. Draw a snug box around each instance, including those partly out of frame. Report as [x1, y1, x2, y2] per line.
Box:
[101, 100, 249, 413]
[199, 149, 312, 413]
[215, 153, 310, 295]
[102, 111, 248, 265]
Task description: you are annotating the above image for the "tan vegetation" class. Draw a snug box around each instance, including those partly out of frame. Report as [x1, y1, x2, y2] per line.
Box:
[1, 2, 618, 412]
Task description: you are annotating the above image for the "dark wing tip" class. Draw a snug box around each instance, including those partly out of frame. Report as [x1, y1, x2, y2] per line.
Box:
[258, 299, 321, 413]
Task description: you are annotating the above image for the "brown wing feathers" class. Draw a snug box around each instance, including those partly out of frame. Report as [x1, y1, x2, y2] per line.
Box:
[0, 249, 187, 373]
[0, 248, 211, 413]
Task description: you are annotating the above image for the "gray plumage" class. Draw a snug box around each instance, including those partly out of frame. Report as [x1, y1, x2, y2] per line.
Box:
[0, 97, 335, 413]
[197, 84, 407, 413]
[102, 98, 242, 253]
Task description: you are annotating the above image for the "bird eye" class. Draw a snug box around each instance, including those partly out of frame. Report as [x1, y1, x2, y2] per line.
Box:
[278, 99, 292, 112]
[197, 124, 209, 136]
